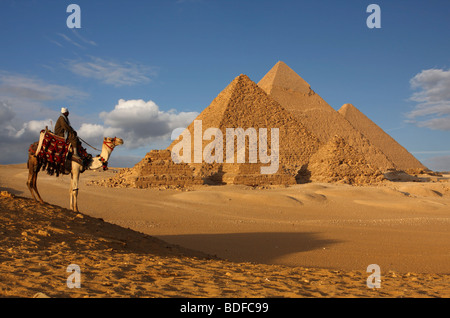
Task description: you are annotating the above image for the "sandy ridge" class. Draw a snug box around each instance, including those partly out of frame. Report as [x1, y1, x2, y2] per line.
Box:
[0, 191, 449, 298]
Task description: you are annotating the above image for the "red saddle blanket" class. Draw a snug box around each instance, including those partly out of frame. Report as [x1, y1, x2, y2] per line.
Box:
[30, 130, 90, 176]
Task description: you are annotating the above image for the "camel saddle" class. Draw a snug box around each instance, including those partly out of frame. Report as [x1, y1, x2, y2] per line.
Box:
[29, 130, 91, 177]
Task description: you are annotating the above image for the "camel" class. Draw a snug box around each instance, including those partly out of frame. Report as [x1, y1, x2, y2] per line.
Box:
[27, 132, 124, 212]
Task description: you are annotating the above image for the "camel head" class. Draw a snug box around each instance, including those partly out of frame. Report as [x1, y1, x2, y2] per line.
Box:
[103, 137, 124, 150]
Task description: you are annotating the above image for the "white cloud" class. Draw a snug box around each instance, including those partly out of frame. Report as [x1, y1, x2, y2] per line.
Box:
[0, 101, 15, 125]
[82, 99, 198, 149]
[0, 70, 195, 165]
[416, 117, 450, 131]
[78, 123, 107, 139]
[0, 72, 87, 164]
[66, 56, 156, 87]
[57, 32, 84, 49]
[13, 119, 53, 139]
[0, 71, 88, 102]
[0, 102, 52, 163]
[49, 31, 97, 49]
[71, 29, 97, 47]
[407, 68, 450, 131]
[410, 69, 450, 103]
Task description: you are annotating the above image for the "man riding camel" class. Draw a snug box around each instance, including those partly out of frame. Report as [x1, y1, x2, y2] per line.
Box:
[54, 107, 80, 159]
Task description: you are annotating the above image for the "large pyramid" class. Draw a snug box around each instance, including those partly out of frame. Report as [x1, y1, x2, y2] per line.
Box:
[258, 61, 396, 171]
[338, 103, 426, 171]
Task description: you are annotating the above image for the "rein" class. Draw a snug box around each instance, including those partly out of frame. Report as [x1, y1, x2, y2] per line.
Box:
[78, 137, 102, 152]
[79, 137, 117, 171]
[79, 137, 116, 151]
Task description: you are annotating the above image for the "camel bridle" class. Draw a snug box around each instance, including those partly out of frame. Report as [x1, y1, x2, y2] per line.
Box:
[103, 137, 118, 151]
[98, 137, 119, 170]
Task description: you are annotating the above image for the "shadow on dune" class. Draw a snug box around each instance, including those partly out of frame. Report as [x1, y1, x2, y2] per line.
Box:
[0, 186, 25, 196]
[0, 195, 214, 261]
[158, 232, 341, 265]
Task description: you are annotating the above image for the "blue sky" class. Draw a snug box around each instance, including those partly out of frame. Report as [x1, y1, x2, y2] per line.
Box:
[0, 0, 449, 170]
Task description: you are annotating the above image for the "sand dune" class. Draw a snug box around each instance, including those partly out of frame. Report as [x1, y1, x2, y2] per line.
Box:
[172, 190, 306, 208]
[1, 164, 449, 297]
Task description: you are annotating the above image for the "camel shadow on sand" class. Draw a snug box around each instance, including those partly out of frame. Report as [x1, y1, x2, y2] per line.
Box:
[158, 232, 341, 265]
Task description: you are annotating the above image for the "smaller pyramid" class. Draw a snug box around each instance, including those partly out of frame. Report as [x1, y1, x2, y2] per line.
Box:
[100, 150, 203, 189]
[305, 136, 386, 185]
[338, 104, 427, 171]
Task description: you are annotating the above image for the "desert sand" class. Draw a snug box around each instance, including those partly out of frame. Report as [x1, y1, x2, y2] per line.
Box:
[1, 163, 449, 298]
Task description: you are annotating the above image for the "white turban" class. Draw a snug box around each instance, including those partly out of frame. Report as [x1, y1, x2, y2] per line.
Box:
[61, 107, 69, 114]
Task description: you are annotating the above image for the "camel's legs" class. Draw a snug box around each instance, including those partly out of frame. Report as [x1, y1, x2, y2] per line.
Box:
[26, 170, 37, 201]
[26, 155, 44, 203]
[31, 171, 44, 203]
[70, 165, 80, 212]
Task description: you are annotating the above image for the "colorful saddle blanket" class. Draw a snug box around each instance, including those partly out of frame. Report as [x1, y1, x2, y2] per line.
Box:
[30, 130, 90, 176]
